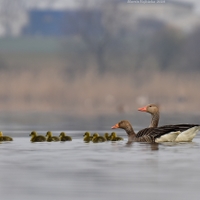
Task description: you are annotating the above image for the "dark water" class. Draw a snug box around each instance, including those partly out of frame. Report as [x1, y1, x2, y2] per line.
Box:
[1, 112, 200, 200]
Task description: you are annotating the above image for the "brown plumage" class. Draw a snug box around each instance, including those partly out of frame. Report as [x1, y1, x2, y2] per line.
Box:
[111, 120, 200, 143]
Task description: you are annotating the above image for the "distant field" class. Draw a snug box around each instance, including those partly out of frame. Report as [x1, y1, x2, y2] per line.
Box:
[0, 37, 89, 70]
[0, 37, 199, 117]
[0, 37, 64, 53]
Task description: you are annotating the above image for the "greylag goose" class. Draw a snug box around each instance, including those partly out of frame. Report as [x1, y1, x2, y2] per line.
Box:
[92, 133, 107, 143]
[0, 131, 13, 141]
[46, 131, 60, 142]
[29, 131, 46, 142]
[111, 120, 200, 143]
[59, 132, 72, 141]
[138, 104, 159, 128]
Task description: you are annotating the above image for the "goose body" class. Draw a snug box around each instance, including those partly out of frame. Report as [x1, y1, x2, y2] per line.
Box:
[59, 132, 72, 141]
[0, 131, 13, 141]
[92, 133, 107, 143]
[46, 131, 60, 142]
[138, 103, 200, 142]
[112, 120, 200, 143]
[29, 131, 46, 142]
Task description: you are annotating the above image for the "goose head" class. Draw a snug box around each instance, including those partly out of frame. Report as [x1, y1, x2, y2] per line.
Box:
[138, 104, 159, 115]
[46, 131, 53, 137]
[92, 133, 99, 138]
[111, 120, 131, 130]
[110, 132, 117, 137]
[83, 132, 90, 137]
[30, 131, 37, 137]
[59, 132, 66, 137]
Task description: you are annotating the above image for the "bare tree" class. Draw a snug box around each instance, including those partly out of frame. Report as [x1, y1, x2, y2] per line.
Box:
[66, 0, 123, 74]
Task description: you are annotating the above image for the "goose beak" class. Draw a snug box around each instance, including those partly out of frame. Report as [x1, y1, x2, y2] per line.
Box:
[138, 106, 147, 112]
[111, 123, 119, 129]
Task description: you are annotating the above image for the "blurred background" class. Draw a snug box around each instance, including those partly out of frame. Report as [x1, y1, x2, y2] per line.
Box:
[0, 0, 200, 119]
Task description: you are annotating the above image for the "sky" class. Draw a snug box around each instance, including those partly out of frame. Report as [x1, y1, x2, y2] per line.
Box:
[24, 0, 200, 16]
[20, 0, 200, 14]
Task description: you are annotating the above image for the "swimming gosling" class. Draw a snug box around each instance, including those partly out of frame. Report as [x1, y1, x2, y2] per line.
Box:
[104, 133, 111, 141]
[0, 131, 13, 141]
[110, 132, 124, 141]
[92, 133, 107, 143]
[83, 132, 93, 143]
[46, 131, 60, 142]
[29, 131, 46, 142]
[59, 132, 72, 141]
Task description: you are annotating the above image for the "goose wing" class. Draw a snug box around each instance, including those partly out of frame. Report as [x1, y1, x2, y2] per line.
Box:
[136, 124, 200, 139]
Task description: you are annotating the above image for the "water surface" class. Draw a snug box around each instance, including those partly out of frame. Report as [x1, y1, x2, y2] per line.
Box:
[1, 113, 200, 200]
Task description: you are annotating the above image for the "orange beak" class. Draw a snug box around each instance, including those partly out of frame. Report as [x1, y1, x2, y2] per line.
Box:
[111, 123, 119, 129]
[138, 106, 147, 112]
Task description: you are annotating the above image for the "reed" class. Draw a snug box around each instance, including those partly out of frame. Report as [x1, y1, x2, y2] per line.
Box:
[0, 68, 199, 116]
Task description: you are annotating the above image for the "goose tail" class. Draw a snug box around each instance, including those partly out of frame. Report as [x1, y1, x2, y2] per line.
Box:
[175, 126, 200, 142]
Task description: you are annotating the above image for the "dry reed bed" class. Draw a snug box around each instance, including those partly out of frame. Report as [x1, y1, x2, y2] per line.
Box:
[0, 69, 199, 116]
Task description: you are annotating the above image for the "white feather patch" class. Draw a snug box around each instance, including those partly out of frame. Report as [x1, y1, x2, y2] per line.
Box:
[175, 126, 200, 142]
[155, 131, 180, 143]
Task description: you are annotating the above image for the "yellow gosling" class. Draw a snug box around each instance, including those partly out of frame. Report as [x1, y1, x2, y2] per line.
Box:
[110, 132, 124, 141]
[46, 131, 60, 142]
[0, 131, 13, 141]
[59, 132, 72, 141]
[83, 132, 93, 143]
[104, 133, 112, 141]
[92, 133, 107, 143]
[29, 131, 46, 142]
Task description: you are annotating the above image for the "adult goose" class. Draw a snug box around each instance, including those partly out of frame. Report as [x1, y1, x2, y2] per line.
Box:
[138, 104, 159, 128]
[111, 120, 200, 143]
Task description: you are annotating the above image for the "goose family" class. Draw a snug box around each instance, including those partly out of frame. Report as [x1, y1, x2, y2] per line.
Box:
[46, 131, 60, 142]
[0, 131, 13, 141]
[8, 104, 200, 144]
[29, 131, 46, 142]
[111, 120, 200, 143]
[59, 132, 72, 141]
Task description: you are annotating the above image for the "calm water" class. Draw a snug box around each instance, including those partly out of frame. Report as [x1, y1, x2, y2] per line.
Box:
[1, 112, 200, 200]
